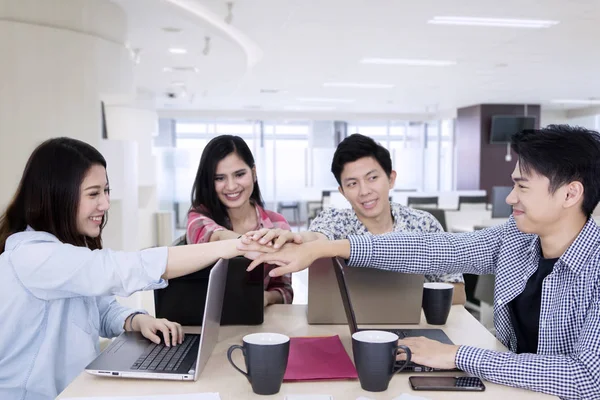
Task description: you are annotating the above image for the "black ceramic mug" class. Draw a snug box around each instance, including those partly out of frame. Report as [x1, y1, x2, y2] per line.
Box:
[227, 332, 290, 395]
[352, 330, 412, 392]
[422, 282, 454, 325]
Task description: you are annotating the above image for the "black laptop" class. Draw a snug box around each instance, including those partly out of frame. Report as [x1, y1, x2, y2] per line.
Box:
[155, 257, 264, 325]
[333, 257, 457, 372]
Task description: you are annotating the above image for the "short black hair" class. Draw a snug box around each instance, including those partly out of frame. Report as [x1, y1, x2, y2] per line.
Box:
[331, 134, 392, 185]
[511, 124, 600, 216]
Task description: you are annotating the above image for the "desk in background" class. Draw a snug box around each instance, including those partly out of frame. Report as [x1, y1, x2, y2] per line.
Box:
[58, 305, 556, 400]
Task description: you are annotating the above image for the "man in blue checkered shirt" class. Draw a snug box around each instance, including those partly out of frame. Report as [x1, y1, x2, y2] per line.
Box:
[242, 125, 600, 399]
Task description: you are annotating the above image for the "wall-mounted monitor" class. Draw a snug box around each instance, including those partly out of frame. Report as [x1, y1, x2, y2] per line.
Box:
[489, 115, 536, 144]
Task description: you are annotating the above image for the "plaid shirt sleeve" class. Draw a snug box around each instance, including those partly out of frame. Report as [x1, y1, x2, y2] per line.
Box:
[186, 211, 226, 244]
[420, 210, 465, 284]
[455, 296, 600, 399]
[262, 212, 294, 304]
[347, 222, 506, 276]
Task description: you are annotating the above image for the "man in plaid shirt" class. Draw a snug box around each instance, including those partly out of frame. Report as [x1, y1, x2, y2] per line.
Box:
[243, 125, 600, 399]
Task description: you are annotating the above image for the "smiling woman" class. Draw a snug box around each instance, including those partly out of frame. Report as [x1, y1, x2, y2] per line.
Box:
[187, 135, 294, 306]
[0, 137, 248, 400]
[77, 165, 111, 238]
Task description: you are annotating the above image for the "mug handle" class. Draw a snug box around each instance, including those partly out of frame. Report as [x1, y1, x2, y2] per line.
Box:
[227, 345, 250, 381]
[392, 344, 412, 374]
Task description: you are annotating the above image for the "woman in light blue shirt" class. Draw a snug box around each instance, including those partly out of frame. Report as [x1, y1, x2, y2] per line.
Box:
[0, 137, 247, 400]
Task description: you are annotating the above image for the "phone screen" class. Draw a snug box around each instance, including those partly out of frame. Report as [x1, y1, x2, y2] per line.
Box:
[409, 376, 486, 391]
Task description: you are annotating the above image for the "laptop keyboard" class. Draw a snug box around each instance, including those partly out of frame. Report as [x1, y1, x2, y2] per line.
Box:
[130, 335, 198, 372]
[389, 329, 409, 338]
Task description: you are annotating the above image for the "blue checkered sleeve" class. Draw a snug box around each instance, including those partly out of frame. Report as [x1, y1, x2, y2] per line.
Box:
[456, 316, 600, 400]
[347, 222, 506, 276]
[348, 217, 600, 399]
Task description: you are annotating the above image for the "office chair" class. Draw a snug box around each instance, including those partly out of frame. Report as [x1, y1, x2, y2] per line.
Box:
[458, 195, 488, 210]
[414, 207, 447, 232]
[407, 196, 438, 209]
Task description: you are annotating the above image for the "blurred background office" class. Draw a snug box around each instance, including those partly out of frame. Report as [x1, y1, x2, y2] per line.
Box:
[1, 0, 600, 323]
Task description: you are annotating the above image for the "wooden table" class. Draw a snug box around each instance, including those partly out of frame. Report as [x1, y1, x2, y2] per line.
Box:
[58, 305, 556, 399]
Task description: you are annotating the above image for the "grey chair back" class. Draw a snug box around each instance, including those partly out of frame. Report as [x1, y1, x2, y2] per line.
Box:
[415, 207, 447, 232]
[458, 195, 488, 210]
[491, 186, 513, 218]
[407, 196, 438, 209]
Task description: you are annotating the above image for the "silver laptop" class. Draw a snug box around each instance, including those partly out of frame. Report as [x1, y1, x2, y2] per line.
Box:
[307, 257, 424, 324]
[85, 259, 228, 381]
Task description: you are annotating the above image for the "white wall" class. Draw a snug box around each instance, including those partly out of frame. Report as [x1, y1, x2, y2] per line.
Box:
[541, 108, 600, 130]
[0, 0, 161, 311]
[105, 95, 160, 250]
[540, 109, 569, 127]
[0, 0, 133, 209]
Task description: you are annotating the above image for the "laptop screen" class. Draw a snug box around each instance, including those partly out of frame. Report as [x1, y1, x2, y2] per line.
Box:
[332, 257, 360, 335]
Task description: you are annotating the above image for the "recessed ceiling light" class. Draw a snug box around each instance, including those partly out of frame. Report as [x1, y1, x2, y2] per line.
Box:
[284, 105, 336, 111]
[360, 58, 456, 66]
[162, 27, 182, 33]
[323, 82, 395, 89]
[166, 66, 199, 73]
[171, 81, 186, 87]
[551, 99, 600, 105]
[169, 48, 188, 54]
[428, 16, 559, 28]
[297, 97, 356, 103]
[260, 89, 284, 94]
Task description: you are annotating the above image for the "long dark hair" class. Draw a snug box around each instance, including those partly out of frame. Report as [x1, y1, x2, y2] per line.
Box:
[0, 137, 108, 253]
[190, 135, 264, 228]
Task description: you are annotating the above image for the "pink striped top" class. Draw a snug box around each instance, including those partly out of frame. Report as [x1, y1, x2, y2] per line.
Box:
[186, 205, 294, 304]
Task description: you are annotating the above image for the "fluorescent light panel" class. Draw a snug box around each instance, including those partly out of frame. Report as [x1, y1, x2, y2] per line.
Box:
[169, 48, 188, 54]
[323, 82, 395, 89]
[361, 58, 456, 66]
[551, 99, 600, 105]
[297, 97, 356, 103]
[284, 105, 336, 111]
[428, 16, 559, 28]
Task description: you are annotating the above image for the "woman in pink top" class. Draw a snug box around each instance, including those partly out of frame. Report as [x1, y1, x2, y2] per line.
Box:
[187, 135, 293, 306]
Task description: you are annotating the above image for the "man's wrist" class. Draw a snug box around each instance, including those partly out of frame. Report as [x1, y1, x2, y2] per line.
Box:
[327, 239, 351, 259]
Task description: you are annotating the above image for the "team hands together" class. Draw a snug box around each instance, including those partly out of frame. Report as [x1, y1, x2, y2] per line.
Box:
[237, 228, 460, 370]
[237, 228, 322, 277]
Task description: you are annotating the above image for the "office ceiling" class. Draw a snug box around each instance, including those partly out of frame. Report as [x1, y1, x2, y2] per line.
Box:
[114, 0, 600, 115]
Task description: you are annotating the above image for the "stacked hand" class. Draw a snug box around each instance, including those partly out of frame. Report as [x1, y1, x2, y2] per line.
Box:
[237, 229, 318, 276]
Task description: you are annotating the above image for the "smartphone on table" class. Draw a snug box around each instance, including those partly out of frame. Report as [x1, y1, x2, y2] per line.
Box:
[409, 376, 486, 391]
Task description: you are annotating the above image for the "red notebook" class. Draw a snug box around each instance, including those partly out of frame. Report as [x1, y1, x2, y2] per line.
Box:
[283, 335, 358, 381]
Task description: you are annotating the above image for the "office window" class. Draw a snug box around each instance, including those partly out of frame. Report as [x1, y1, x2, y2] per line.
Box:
[264, 122, 310, 136]
[423, 122, 440, 191]
[392, 122, 424, 190]
[275, 140, 308, 201]
[215, 122, 255, 135]
[260, 122, 310, 203]
[439, 119, 455, 191]
[389, 121, 407, 137]
[348, 122, 388, 138]
[176, 122, 208, 134]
